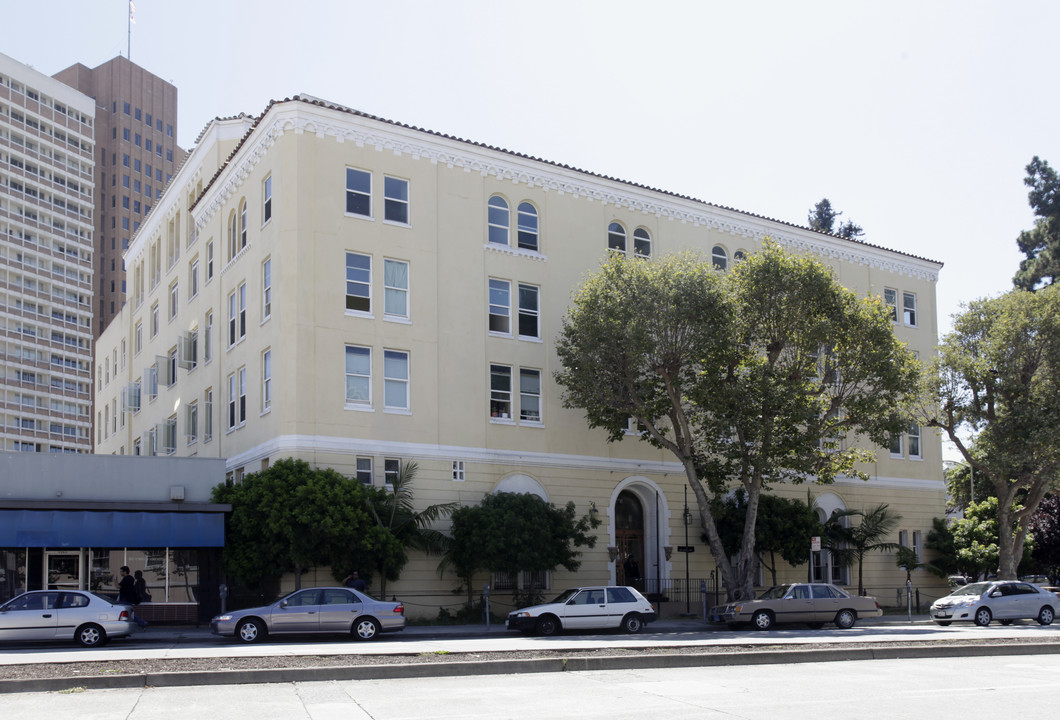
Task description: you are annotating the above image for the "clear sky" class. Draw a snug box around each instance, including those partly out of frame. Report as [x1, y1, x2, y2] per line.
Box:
[6, 0, 1057, 338]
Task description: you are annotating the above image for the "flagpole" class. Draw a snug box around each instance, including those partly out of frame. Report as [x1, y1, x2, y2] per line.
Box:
[127, 2, 133, 60]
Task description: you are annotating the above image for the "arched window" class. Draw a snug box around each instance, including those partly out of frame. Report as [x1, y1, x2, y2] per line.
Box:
[712, 245, 728, 270]
[517, 202, 539, 251]
[608, 222, 626, 253]
[227, 211, 238, 261]
[633, 228, 651, 257]
[734, 250, 746, 263]
[239, 199, 247, 251]
[488, 196, 509, 246]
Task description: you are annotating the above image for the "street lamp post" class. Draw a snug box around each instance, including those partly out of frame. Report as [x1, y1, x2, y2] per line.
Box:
[683, 486, 691, 614]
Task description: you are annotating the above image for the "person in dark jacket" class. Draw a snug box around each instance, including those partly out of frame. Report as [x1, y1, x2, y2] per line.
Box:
[116, 566, 148, 628]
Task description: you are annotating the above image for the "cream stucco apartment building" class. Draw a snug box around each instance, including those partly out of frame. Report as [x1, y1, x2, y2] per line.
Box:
[94, 95, 946, 617]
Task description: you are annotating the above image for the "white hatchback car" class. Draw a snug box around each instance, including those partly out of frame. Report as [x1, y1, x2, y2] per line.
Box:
[930, 580, 1056, 626]
[506, 586, 657, 636]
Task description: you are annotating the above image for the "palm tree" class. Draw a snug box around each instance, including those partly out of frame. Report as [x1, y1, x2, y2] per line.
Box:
[363, 461, 458, 598]
[824, 504, 902, 595]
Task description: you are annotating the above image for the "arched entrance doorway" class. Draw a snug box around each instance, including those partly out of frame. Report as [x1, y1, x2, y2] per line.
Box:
[615, 491, 645, 591]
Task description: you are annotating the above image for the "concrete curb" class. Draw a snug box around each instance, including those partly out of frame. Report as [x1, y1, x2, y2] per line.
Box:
[2, 641, 1057, 694]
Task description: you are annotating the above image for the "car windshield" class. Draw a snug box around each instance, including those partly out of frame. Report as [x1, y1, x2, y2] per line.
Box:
[550, 589, 580, 604]
[949, 582, 990, 597]
[758, 585, 793, 600]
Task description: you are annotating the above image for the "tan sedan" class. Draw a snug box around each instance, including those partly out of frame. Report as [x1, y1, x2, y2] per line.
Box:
[709, 583, 883, 630]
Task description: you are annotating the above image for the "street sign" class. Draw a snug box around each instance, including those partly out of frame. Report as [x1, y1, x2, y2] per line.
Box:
[811, 536, 821, 552]
[677, 546, 695, 553]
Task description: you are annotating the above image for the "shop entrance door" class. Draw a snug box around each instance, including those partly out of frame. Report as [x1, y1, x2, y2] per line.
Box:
[44, 551, 82, 591]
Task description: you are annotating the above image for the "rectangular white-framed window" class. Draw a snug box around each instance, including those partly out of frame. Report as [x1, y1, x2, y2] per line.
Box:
[228, 283, 246, 346]
[383, 258, 409, 320]
[908, 422, 921, 458]
[121, 339, 126, 369]
[227, 368, 246, 429]
[452, 460, 466, 482]
[204, 311, 213, 364]
[262, 174, 272, 225]
[519, 368, 542, 423]
[262, 348, 272, 412]
[488, 278, 511, 334]
[384, 458, 401, 487]
[135, 321, 142, 355]
[168, 280, 178, 321]
[344, 345, 371, 407]
[203, 387, 213, 442]
[383, 349, 409, 411]
[186, 400, 198, 445]
[517, 283, 540, 339]
[903, 291, 917, 327]
[912, 530, 923, 561]
[150, 302, 159, 337]
[883, 288, 898, 323]
[345, 167, 371, 217]
[189, 258, 199, 299]
[262, 258, 272, 321]
[356, 456, 373, 485]
[383, 175, 409, 224]
[490, 364, 512, 419]
[163, 415, 177, 455]
[888, 433, 903, 457]
[898, 530, 909, 547]
[166, 347, 177, 387]
[345, 252, 371, 314]
[206, 241, 214, 282]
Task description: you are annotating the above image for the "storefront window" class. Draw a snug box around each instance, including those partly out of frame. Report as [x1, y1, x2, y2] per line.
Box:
[0, 549, 27, 603]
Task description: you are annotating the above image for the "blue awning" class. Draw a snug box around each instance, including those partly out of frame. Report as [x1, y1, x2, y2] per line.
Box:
[0, 510, 225, 548]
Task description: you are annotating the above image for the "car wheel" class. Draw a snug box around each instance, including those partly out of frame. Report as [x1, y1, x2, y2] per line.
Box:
[237, 618, 266, 643]
[621, 613, 643, 634]
[76, 623, 105, 647]
[1038, 606, 1055, 625]
[973, 607, 992, 627]
[535, 615, 560, 636]
[353, 617, 380, 641]
[807, 622, 824, 630]
[751, 610, 774, 631]
[934, 621, 952, 627]
[1000, 619, 1014, 626]
[834, 609, 857, 629]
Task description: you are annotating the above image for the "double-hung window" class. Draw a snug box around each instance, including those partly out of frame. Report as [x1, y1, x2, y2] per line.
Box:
[903, 292, 917, 327]
[383, 350, 409, 410]
[263, 175, 272, 224]
[228, 283, 246, 346]
[262, 258, 272, 321]
[345, 345, 371, 407]
[204, 388, 213, 442]
[345, 168, 371, 217]
[345, 252, 371, 313]
[239, 200, 247, 250]
[190, 259, 199, 299]
[168, 281, 178, 321]
[204, 311, 213, 363]
[883, 288, 898, 322]
[908, 423, 921, 458]
[384, 176, 409, 224]
[262, 349, 272, 412]
[518, 284, 540, 339]
[520, 368, 542, 422]
[383, 259, 409, 319]
[228, 367, 246, 429]
[150, 302, 159, 337]
[356, 457, 373, 485]
[490, 364, 512, 419]
[489, 279, 511, 334]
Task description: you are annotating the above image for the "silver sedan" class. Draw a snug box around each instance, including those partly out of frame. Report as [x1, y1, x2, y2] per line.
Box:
[0, 590, 136, 647]
[211, 586, 406, 643]
[931, 580, 1056, 626]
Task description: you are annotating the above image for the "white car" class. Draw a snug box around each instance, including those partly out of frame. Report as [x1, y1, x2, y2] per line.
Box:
[931, 580, 1056, 626]
[506, 586, 657, 636]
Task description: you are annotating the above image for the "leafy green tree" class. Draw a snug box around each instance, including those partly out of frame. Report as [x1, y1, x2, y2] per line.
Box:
[445, 492, 600, 607]
[1014, 156, 1060, 290]
[714, 490, 822, 586]
[556, 246, 919, 600]
[808, 198, 864, 239]
[1028, 495, 1060, 583]
[356, 461, 457, 599]
[212, 458, 375, 590]
[950, 497, 1032, 580]
[944, 459, 994, 514]
[924, 283, 1060, 579]
[924, 517, 963, 578]
[823, 504, 902, 595]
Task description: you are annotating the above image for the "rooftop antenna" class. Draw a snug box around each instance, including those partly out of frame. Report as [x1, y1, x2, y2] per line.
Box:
[128, 1, 135, 60]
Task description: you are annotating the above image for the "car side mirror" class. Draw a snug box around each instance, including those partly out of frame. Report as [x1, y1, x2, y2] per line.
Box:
[280, 600, 288, 608]
[989, 591, 1001, 598]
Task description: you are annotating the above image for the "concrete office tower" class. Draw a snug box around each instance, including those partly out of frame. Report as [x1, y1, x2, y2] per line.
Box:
[53, 56, 185, 338]
[0, 52, 96, 453]
[95, 96, 946, 613]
